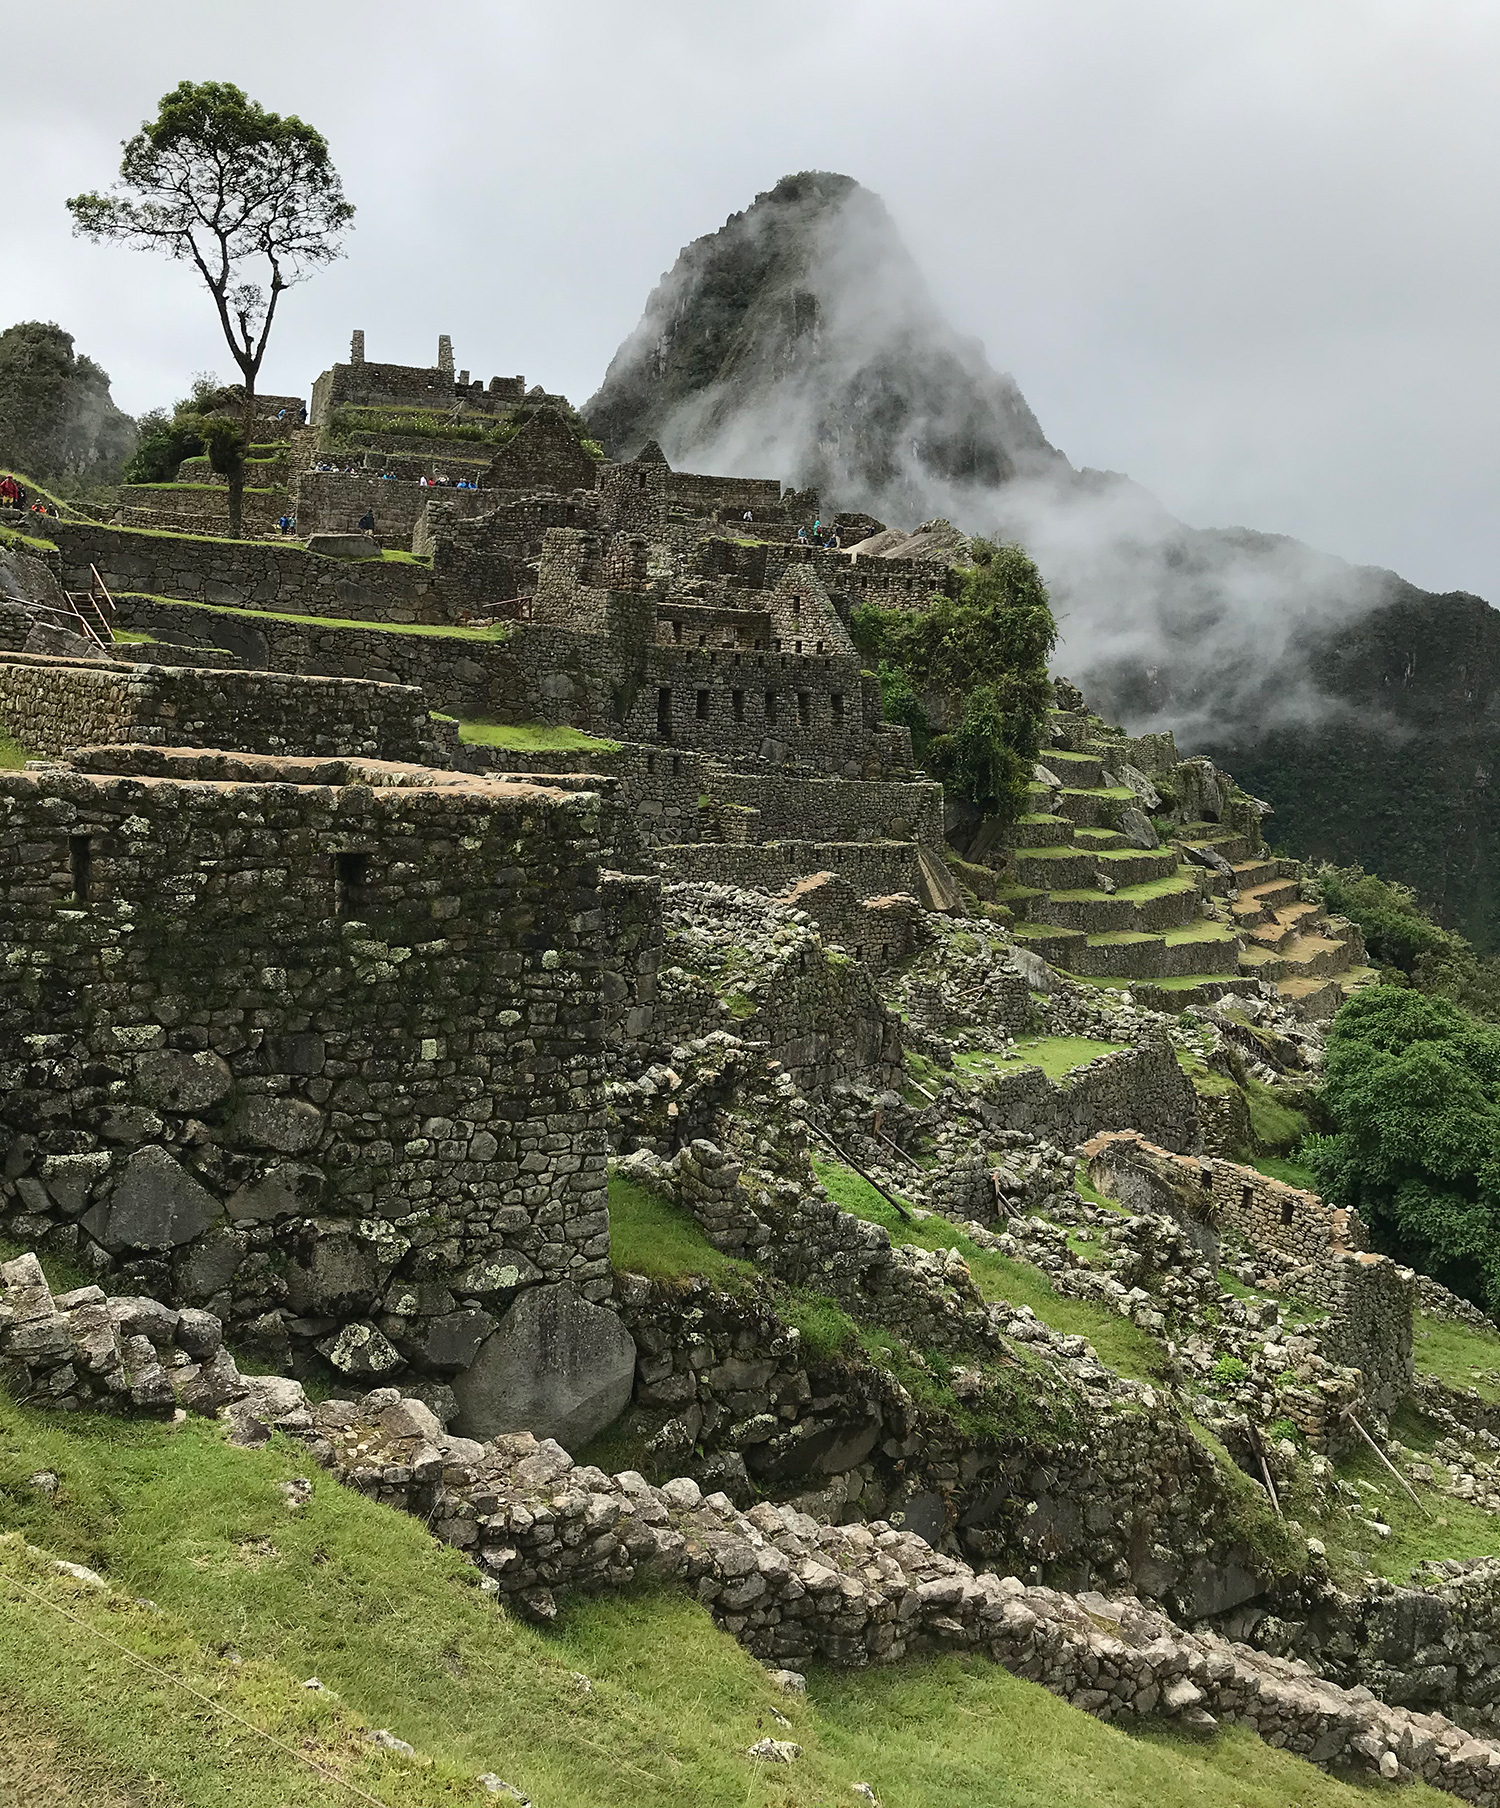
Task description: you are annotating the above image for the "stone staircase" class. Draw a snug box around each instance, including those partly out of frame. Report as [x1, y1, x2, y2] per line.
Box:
[991, 732, 1376, 1018]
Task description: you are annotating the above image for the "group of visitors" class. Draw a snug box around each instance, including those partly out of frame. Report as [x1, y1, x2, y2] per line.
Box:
[313, 460, 364, 475]
[416, 474, 478, 489]
[0, 476, 27, 510]
[796, 519, 842, 550]
[274, 404, 309, 427]
[275, 514, 299, 536]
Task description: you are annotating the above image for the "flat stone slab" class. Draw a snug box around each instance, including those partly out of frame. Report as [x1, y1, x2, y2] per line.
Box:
[452, 1281, 635, 1449]
[304, 532, 380, 560]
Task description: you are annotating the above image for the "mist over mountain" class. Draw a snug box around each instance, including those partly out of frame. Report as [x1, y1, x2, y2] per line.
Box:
[588, 173, 1500, 947]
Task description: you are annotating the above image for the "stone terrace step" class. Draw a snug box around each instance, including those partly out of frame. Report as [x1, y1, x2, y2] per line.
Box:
[1238, 931, 1351, 982]
[1092, 847, 1184, 886]
[1040, 747, 1105, 787]
[1071, 826, 1130, 851]
[1063, 921, 1242, 981]
[1033, 875, 1201, 933]
[1176, 830, 1256, 865]
[1005, 813, 1075, 848]
[1010, 923, 1087, 964]
[1011, 846, 1100, 889]
[1054, 785, 1133, 829]
[1238, 876, 1300, 911]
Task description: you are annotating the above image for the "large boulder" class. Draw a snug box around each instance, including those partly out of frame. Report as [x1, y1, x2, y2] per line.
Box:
[452, 1282, 636, 1449]
[81, 1146, 224, 1253]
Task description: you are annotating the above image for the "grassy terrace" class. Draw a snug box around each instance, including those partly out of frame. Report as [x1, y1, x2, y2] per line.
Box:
[1412, 1309, 1500, 1403]
[0, 730, 31, 770]
[959, 1034, 1127, 1081]
[456, 720, 622, 753]
[120, 593, 510, 641]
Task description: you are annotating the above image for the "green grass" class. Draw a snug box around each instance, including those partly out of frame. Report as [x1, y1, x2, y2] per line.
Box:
[1247, 1154, 1320, 1191]
[457, 720, 622, 753]
[1412, 1308, 1500, 1402]
[0, 729, 31, 770]
[121, 482, 281, 495]
[980, 1035, 1127, 1080]
[0, 520, 61, 554]
[1175, 1051, 1239, 1097]
[813, 1159, 1163, 1383]
[1313, 1427, 1500, 1586]
[0, 1406, 1430, 1808]
[1243, 1078, 1311, 1154]
[119, 594, 512, 642]
[605, 1170, 758, 1291]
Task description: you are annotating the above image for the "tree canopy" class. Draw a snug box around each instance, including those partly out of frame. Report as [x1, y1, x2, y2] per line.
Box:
[1306, 984, 1500, 1312]
[67, 80, 352, 529]
[851, 539, 1056, 823]
[0, 321, 136, 488]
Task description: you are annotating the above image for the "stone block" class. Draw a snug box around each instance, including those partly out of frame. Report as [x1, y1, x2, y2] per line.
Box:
[304, 533, 380, 560]
[452, 1282, 636, 1449]
[82, 1146, 224, 1253]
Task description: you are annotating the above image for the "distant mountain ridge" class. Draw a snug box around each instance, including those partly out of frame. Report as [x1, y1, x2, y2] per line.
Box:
[587, 172, 1500, 951]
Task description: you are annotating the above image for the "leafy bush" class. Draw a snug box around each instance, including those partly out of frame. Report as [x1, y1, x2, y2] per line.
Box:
[1211, 1355, 1250, 1385]
[1307, 985, 1500, 1312]
[851, 539, 1056, 823]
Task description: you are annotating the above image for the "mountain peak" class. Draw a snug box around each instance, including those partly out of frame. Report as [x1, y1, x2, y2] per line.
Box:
[585, 174, 1062, 517]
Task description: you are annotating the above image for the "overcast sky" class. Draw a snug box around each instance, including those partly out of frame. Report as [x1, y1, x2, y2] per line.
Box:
[4, 0, 1496, 600]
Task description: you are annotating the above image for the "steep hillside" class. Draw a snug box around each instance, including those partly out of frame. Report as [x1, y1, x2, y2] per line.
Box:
[586, 174, 1500, 946]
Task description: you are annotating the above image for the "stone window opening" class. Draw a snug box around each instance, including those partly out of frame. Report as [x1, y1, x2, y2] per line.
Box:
[696, 689, 710, 721]
[646, 752, 657, 774]
[698, 634, 707, 648]
[334, 850, 369, 916]
[733, 653, 741, 667]
[672, 621, 682, 644]
[791, 595, 801, 616]
[797, 690, 811, 728]
[671, 755, 682, 776]
[816, 640, 826, 654]
[69, 833, 93, 903]
[795, 639, 803, 654]
[765, 690, 779, 725]
[657, 686, 673, 739]
[1280, 1197, 1295, 1227]
[830, 691, 844, 721]
[1241, 1183, 1254, 1211]
[732, 689, 745, 722]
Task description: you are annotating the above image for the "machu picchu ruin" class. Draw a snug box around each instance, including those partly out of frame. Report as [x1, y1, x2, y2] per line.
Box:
[6, 50, 1500, 1808]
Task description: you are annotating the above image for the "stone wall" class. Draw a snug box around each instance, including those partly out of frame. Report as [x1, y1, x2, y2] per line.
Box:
[43, 518, 464, 626]
[1291, 1251, 1416, 1415]
[654, 839, 924, 904]
[967, 1043, 1200, 1154]
[1213, 1163, 1370, 1265]
[0, 651, 458, 765]
[0, 755, 615, 1397]
[710, 772, 945, 847]
[296, 472, 493, 545]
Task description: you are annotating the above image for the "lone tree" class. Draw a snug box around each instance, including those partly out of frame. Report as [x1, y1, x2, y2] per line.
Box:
[67, 80, 353, 534]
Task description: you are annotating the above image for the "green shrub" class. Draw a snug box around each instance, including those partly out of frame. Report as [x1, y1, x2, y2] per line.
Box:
[1308, 985, 1500, 1313]
[850, 539, 1056, 824]
[1211, 1355, 1250, 1385]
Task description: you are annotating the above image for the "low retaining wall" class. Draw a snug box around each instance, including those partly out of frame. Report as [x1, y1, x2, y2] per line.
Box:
[0, 651, 457, 765]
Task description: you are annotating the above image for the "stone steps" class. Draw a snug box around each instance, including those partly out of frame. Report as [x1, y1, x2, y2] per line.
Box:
[1093, 847, 1183, 885]
[1237, 931, 1352, 982]
[1276, 965, 1380, 1021]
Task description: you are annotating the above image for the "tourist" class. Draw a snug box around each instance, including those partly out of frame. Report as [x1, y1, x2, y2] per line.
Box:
[0, 476, 18, 508]
[743, 509, 753, 522]
[358, 508, 376, 536]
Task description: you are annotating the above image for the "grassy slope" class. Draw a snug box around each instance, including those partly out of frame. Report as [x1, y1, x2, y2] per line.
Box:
[962, 1035, 1127, 1081]
[811, 1158, 1164, 1383]
[119, 592, 509, 641]
[0, 1398, 1436, 1808]
[1412, 1309, 1500, 1402]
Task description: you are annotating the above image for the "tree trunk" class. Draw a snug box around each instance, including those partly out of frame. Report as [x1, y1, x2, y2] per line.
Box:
[229, 385, 255, 537]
